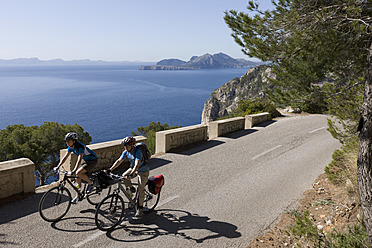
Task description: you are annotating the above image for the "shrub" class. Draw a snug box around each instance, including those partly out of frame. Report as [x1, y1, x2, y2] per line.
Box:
[221, 98, 281, 120]
[132, 121, 181, 154]
[289, 210, 368, 247]
[325, 138, 359, 197]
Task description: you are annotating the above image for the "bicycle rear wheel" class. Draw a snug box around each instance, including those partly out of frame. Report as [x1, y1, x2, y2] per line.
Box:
[87, 186, 112, 205]
[143, 188, 161, 213]
[39, 185, 72, 222]
[95, 194, 125, 231]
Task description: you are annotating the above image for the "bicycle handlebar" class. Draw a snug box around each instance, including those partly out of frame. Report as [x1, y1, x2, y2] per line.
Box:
[108, 172, 135, 181]
[53, 169, 77, 179]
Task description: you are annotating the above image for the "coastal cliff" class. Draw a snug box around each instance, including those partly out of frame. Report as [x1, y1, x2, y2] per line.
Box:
[201, 65, 275, 123]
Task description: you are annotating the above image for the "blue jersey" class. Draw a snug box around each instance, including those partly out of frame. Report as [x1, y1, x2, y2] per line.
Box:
[67, 142, 98, 161]
[120, 147, 149, 172]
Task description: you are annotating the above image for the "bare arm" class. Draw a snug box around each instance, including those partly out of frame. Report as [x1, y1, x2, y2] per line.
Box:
[109, 158, 123, 171]
[72, 153, 84, 173]
[56, 151, 71, 169]
[130, 159, 141, 175]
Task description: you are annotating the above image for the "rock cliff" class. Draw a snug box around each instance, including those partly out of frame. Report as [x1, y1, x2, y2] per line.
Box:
[201, 65, 276, 123]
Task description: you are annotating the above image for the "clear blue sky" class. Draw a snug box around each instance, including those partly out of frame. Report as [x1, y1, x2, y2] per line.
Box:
[0, 1, 273, 62]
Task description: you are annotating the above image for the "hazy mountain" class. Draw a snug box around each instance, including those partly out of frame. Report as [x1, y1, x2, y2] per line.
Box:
[0, 57, 154, 66]
[139, 53, 262, 70]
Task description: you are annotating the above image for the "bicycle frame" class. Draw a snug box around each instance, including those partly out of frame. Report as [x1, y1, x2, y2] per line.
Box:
[58, 171, 88, 200]
[112, 178, 139, 209]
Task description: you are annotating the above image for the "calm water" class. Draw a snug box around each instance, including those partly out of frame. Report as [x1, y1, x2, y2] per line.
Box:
[0, 65, 249, 143]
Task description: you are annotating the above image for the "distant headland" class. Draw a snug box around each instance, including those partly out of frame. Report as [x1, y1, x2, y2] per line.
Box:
[139, 53, 262, 70]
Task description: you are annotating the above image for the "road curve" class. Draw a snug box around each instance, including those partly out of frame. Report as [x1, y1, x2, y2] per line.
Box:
[0, 114, 341, 248]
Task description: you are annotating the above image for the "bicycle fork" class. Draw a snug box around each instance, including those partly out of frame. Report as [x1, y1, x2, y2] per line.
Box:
[54, 185, 65, 205]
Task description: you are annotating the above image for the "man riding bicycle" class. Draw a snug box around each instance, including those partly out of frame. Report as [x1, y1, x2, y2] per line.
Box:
[107, 136, 150, 217]
[54, 132, 98, 204]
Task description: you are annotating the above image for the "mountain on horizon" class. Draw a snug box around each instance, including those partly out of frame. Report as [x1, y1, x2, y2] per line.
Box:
[140, 53, 262, 70]
[0, 57, 154, 65]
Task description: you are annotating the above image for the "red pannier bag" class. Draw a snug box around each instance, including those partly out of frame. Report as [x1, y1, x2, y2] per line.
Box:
[147, 175, 164, 195]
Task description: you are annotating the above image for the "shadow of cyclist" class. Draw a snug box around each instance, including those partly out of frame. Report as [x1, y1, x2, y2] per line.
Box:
[106, 209, 241, 244]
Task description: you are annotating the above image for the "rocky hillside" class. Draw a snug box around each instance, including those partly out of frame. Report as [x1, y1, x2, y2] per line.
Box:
[201, 65, 276, 123]
[139, 53, 261, 70]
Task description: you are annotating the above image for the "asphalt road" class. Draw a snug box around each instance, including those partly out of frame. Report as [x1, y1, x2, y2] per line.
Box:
[0, 114, 341, 248]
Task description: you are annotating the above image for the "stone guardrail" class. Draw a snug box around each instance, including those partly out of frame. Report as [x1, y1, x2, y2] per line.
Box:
[155, 112, 270, 153]
[156, 124, 208, 154]
[245, 112, 271, 129]
[0, 158, 35, 199]
[208, 117, 245, 140]
[1, 113, 270, 201]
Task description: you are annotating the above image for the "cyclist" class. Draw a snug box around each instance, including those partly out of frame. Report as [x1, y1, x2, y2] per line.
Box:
[107, 136, 150, 217]
[54, 132, 98, 204]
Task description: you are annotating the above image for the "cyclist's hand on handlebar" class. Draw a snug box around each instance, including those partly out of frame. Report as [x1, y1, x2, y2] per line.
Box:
[125, 173, 135, 179]
[53, 167, 59, 172]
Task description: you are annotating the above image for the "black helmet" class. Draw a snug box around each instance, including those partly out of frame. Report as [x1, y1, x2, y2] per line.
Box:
[121, 136, 136, 146]
[64, 132, 78, 141]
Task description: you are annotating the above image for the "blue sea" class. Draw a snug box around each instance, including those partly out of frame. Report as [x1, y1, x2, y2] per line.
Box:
[0, 65, 249, 186]
[0, 64, 249, 143]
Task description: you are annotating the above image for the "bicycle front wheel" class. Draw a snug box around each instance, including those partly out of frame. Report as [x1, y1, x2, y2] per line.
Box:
[39, 185, 72, 222]
[87, 186, 112, 205]
[95, 194, 125, 231]
[143, 188, 161, 213]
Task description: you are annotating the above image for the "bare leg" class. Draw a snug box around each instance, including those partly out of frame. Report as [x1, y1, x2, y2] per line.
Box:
[76, 167, 92, 184]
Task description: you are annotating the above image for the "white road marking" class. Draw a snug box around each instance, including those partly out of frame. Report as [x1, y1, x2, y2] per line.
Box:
[157, 195, 180, 207]
[73, 195, 179, 247]
[309, 126, 327, 134]
[252, 145, 282, 160]
[73, 230, 103, 248]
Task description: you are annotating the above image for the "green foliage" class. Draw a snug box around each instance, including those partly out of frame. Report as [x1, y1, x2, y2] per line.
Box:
[224, 0, 372, 244]
[323, 81, 364, 144]
[224, 0, 371, 123]
[0, 122, 91, 185]
[131, 121, 181, 154]
[222, 98, 281, 119]
[312, 199, 333, 207]
[290, 210, 326, 246]
[325, 138, 359, 196]
[328, 223, 369, 248]
[290, 210, 368, 247]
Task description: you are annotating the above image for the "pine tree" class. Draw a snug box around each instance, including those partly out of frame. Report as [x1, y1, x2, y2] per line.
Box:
[225, 0, 372, 243]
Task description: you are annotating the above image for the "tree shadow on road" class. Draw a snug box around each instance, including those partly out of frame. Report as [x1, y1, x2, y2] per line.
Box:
[106, 209, 241, 244]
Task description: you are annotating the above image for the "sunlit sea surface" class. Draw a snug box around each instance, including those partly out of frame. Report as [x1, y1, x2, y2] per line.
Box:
[0, 64, 249, 185]
[0, 65, 249, 143]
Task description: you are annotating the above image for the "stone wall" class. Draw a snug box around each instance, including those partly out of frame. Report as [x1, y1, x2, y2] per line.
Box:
[0, 113, 271, 201]
[0, 158, 35, 199]
[156, 124, 208, 154]
[155, 112, 270, 153]
[245, 112, 271, 129]
[208, 117, 245, 139]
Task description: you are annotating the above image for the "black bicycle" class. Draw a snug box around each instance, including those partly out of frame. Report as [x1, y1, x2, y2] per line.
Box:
[94, 172, 162, 231]
[38, 169, 111, 222]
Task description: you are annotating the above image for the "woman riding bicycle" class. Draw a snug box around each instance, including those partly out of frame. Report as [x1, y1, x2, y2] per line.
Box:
[54, 132, 98, 204]
[107, 136, 150, 217]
